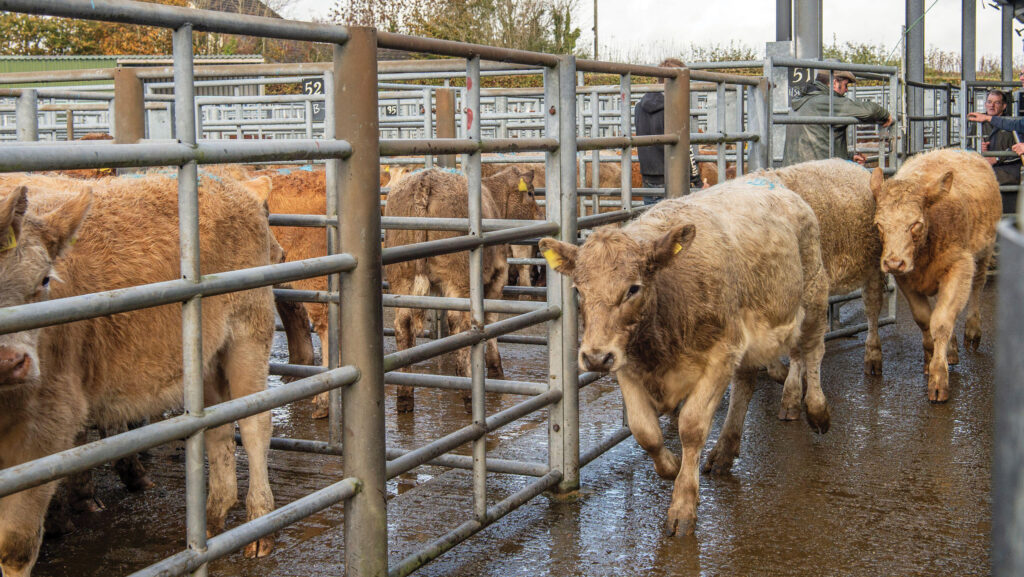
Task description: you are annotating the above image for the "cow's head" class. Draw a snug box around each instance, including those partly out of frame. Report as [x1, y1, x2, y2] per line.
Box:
[539, 223, 695, 372]
[486, 166, 541, 220]
[0, 186, 91, 389]
[870, 166, 948, 274]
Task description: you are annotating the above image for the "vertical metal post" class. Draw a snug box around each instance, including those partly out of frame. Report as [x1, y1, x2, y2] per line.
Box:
[794, 0, 822, 59]
[465, 55, 487, 522]
[173, 24, 207, 577]
[436, 87, 457, 168]
[963, 0, 977, 83]
[960, 83, 969, 150]
[323, 69, 343, 449]
[828, 70, 835, 159]
[906, 0, 925, 152]
[664, 68, 690, 198]
[546, 55, 579, 493]
[735, 85, 745, 176]
[716, 82, 726, 181]
[777, 0, 792, 41]
[305, 100, 314, 138]
[891, 72, 902, 165]
[1003, 3, 1015, 82]
[590, 91, 600, 215]
[496, 95, 508, 139]
[620, 73, 632, 212]
[423, 88, 434, 169]
[66, 110, 74, 141]
[15, 89, 37, 142]
[335, 28, 387, 577]
[758, 59, 775, 170]
[114, 68, 145, 144]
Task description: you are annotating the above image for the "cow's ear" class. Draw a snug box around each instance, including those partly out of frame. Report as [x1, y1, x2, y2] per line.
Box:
[925, 170, 953, 207]
[538, 237, 577, 275]
[0, 186, 28, 249]
[519, 169, 535, 186]
[242, 176, 273, 205]
[39, 189, 92, 260]
[647, 224, 695, 273]
[869, 167, 885, 202]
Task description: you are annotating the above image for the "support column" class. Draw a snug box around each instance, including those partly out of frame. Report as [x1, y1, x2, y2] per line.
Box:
[435, 87, 457, 168]
[664, 67, 690, 199]
[114, 68, 146, 143]
[906, 0, 925, 152]
[794, 0, 822, 60]
[1003, 3, 1014, 82]
[777, 0, 792, 42]
[963, 0, 976, 84]
[335, 27, 388, 577]
[15, 89, 37, 142]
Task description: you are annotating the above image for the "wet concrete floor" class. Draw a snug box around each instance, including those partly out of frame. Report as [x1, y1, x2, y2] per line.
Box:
[31, 284, 997, 576]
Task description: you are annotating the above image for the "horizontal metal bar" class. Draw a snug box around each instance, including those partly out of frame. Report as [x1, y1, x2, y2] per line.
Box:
[686, 60, 764, 70]
[377, 32, 560, 66]
[772, 115, 861, 126]
[0, 254, 355, 336]
[385, 389, 563, 479]
[0, 366, 359, 499]
[507, 258, 545, 265]
[771, 56, 897, 75]
[580, 426, 632, 467]
[0, 88, 114, 100]
[383, 293, 543, 314]
[386, 448, 549, 477]
[382, 216, 544, 232]
[385, 372, 547, 395]
[388, 471, 562, 577]
[379, 138, 558, 156]
[575, 59, 680, 78]
[0, 139, 352, 172]
[688, 70, 762, 86]
[690, 131, 760, 143]
[496, 334, 546, 345]
[0, 0, 350, 44]
[578, 371, 605, 389]
[577, 209, 637, 229]
[829, 289, 863, 305]
[127, 477, 362, 577]
[381, 222, 558, 266]
[576, 134, 678, 151]
[501, 286, 546, 297]
[383, 306, 560, 372]
[825, 316, 896, 341]
[904, 79, 951, 89]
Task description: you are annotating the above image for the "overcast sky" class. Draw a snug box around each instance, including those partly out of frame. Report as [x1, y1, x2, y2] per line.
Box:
[280, 0, 1024, 66]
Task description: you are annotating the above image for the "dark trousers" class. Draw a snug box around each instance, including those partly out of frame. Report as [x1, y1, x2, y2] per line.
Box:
[641, 175, 664, 206]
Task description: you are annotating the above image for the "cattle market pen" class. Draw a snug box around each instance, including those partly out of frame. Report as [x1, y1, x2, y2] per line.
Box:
[0, 1, 1018, 576]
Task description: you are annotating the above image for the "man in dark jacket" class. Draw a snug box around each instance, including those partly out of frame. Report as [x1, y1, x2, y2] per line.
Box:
[782, 69, 893, 166]
[635, 58, 701, 204]
[968, 80, 1024, 213]
[978, 89, 1021, 187]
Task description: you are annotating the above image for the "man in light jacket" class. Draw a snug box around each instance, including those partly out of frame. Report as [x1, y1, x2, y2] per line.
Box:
[782, 69, 893, 166]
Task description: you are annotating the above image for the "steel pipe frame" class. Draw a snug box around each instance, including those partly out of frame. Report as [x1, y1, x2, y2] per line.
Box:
[380, 137, 558, 156]
[0, 365, 359, 499]
[0, 88, 114, 101]
[0, 139, 352, 172]
[380, 222, 558, 266]
[274, 287, 543, 314]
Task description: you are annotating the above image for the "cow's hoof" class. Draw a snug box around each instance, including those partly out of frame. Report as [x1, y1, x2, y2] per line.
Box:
[864, 353, 882, 376]
[777, 404, 801, 422]
[72, 497, 104, 514]
[965, 322, 982, 351]
[663, 510, 695, 537]
[396, 396, 415, 414]
[124, 474, 155, 492]
[805, 405, 830, 435]
[948, 345, 960, 366]
[244, 536, 275, 558]
[487, 365, 505, 380]
[701, 445, 736, 476]
[653, 453, 680, 480]
[928, 372, 950, 404]
[310, 393, 330, 420]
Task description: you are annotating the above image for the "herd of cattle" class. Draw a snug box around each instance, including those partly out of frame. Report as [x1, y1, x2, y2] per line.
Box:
[0, 143, 1002, 575]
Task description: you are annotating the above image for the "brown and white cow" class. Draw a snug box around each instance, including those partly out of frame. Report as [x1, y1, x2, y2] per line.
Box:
[0, 172, 278, 577]
[757, 159, 888, 383]
[870, 148, 1001, 402]
[540, 178, 830, 536]
[385, 167, 538, 412]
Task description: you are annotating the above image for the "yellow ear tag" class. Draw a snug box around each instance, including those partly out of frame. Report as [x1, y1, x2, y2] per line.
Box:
[672, 243, 683, 255]
[542, 248, 564, 269]
[518, 178, 528, 192]
[0, 228, 17, 252]
[384, 165, 390, 173]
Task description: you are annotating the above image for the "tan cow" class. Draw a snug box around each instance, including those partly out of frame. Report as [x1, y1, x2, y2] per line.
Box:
[0, 172, 278, 577]
[870, 148, 1001, 402]
[539, 178, 830, 537]
[385, 167, 538, 412]
[756, 159, 888, 381]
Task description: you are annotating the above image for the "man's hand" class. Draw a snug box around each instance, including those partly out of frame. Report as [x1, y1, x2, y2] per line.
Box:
[967, 112, 992, 123]
[881, 115, 894, 128]
[1012, 142, 1024, 157]
[853, 153, 867, 165]
[981, 141, 990, 151]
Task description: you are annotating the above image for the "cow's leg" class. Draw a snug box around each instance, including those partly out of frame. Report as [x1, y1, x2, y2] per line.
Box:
[0, 482, 57, 577]
[204, 422, 237, 537]
[275, 296, 315, 381]
[778, 353, 804, 422]
[900, 284, 935, 373]
[926, 259, 975, 403]
[862, 269, 886, 375]
[311, 322, 332, 420]
[99, 422, 154, 493]
[666, 354, 735, 537]
[619, 375, 679, 479]
[965, 245, 993, 351]
[765, 357, 788, 384]
[224, 327, 275, 558]
[483, 266, 506, 380]
[442, 279, 475, 409]
[64, 430, 103, 513]
[703, 367, 757, 475]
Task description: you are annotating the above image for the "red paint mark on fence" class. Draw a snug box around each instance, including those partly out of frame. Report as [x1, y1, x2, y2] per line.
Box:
[467, 108, 474, 131]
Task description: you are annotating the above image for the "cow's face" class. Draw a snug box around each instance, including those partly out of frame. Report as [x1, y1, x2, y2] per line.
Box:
[539, 224, 694, 373]
[0, 186, 91, 389]
[870, 167, 948, 275]
[489, 167, 541, 220]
